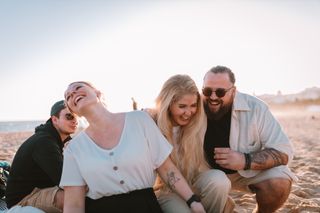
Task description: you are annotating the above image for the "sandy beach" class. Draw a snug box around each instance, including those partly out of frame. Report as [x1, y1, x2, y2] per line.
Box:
[231, 104, 320, 213]
[1, 105, 319, 212]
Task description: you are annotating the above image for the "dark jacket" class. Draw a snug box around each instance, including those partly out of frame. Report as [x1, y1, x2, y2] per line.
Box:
[5, 119, 70, 208]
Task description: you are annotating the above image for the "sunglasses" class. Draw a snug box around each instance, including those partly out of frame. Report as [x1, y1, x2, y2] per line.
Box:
[202, 86, 234, 98]
[65, 113, 75, 120]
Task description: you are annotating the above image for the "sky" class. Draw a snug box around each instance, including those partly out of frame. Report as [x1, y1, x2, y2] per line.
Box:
[1, 0, 319, 121]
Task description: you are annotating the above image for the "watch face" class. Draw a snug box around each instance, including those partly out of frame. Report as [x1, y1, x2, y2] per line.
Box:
[193, 195, 201, 202]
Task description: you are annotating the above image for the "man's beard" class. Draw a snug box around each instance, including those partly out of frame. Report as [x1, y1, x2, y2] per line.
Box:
[204, 99, 232, 121]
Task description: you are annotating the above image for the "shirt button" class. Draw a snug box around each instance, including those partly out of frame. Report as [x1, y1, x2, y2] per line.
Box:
[120, 180, 125, 184]
[113, 166, 118, 171]
[109, 152, 114, 156]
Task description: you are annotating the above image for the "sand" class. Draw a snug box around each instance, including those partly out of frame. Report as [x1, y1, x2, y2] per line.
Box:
[231, 106, 320, 213]
[1, 106, 319, 212]
[0, 132, 33, 162]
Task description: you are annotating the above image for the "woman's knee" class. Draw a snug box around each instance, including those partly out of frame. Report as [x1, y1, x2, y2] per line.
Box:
[158, 193, 191, 213]
[197, 170, 231, 194]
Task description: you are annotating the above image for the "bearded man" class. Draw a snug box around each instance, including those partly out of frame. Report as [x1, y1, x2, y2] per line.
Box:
[202, 65, 296, 213]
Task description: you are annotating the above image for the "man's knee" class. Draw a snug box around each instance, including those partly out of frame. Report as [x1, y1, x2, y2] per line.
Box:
[18, 186, 63, 213]
[250, 178, 291, 195]
[251, 178, 291, 210]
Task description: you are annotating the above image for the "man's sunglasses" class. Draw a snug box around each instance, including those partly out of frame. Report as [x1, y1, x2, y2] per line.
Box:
[65, 113, 75, 120]
[202, 86, 234, 98]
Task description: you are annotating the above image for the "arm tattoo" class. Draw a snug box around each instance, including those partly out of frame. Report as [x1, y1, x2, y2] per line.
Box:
[266, 149, 283, 166]
[251, 148, 288, 170]
[166, 171, 181, 190]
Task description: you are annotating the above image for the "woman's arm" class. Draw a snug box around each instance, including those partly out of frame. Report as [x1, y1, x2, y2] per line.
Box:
[157, 157, 206, 213]
[63, 185, 86, 213]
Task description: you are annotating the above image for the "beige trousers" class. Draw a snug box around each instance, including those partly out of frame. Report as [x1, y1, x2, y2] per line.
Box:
[157, 169, 234, 213]
[16, 186, 62, 213]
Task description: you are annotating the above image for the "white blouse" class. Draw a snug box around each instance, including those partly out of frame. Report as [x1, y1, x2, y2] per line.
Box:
[59, 111, 172, 199]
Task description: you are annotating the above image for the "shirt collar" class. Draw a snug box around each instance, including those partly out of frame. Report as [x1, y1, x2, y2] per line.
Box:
[233, 91, 251, 112]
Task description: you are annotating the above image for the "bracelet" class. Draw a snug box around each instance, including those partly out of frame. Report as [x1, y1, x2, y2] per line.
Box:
[186, 194, 201, 207]
[244, 153, 251, 170]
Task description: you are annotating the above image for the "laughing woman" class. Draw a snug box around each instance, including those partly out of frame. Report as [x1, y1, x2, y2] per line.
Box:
[147, 74, 231, 213]
[60, 81, 205, 213]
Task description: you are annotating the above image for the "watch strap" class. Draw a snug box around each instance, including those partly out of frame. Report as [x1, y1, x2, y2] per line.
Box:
[186, 194, 201, 207]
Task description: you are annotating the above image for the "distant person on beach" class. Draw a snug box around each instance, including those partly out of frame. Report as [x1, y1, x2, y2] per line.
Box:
[145, 74, 233, 213]
[202, 65, 297, 213]
[131, 97, 138, 110]
[60, 81, 205, 213]
[5, 100, 78, 213]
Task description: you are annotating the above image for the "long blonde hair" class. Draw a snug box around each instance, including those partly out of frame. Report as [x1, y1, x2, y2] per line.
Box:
[155, 74, 207, 187]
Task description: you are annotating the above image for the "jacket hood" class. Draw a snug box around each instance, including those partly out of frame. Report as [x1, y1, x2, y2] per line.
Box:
[35, 118, 72, 145]
[35, 119, 63, 144]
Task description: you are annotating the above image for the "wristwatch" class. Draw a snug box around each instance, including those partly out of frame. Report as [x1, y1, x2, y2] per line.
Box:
[186, 194, 201, 207]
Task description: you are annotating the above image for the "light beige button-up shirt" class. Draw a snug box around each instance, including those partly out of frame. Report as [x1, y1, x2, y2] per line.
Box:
[229, 91, 295, 179]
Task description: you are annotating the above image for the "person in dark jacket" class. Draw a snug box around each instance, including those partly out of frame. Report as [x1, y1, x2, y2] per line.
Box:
[5, 100, 78, 213]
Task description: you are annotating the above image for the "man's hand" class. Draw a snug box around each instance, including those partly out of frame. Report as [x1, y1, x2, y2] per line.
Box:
[214, 148, 245, 170]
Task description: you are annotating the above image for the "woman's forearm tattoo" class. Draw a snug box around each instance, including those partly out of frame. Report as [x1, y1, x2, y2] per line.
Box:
[167, 171, 180, 190]
[251, 148, 288, 169]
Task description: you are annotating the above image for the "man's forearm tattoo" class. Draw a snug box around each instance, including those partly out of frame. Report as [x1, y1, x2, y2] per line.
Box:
[251, 148, 288, 169]
[266, 149, 283, 166]
[167, 171, 181, 190]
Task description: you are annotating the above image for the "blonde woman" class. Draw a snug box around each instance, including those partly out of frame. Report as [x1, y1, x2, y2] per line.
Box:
[148, 75, 231, 213]
[60, 81, 205, 213]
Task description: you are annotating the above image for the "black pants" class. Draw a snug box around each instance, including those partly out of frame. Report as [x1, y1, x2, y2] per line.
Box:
[85, 188, 163, 213]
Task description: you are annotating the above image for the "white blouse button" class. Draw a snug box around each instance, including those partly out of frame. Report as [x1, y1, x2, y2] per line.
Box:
[120, 180, 125, 184]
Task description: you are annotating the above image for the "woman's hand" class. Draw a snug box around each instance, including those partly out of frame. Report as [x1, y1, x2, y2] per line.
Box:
[190, 201, 206, 213]
[157, 157, 206, 212]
